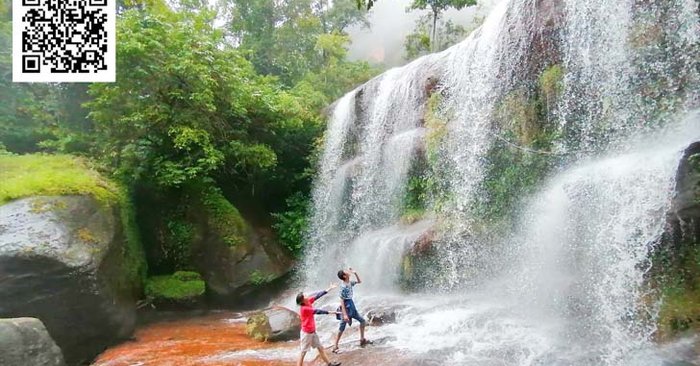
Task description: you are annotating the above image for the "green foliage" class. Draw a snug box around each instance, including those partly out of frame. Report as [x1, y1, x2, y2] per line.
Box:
[164, 218, 195, 270]
[0, 154, 120, 206]
[654, 243, 700, 339]
[409, 0, 476, 13]
[172, 270, 202, 281]
[495, 90, 541, 146]
[404, 14, 475, 60]
[272, 192, 310, 256]
[404, 175, 429, 213]
[293, 33, 377, 110]
[223, 0, 371, 88]
[407, 0, 477, 54]
[249, 270, 276, 285]
[200, 185, 249, 248]
[539, 64, 564, 102]
[479, 143, 553, 220]
[86, 7, 315, 193]
[477, 78, 563, 222]
[119, 195, 148, 291]
[145, 271, 205, 300]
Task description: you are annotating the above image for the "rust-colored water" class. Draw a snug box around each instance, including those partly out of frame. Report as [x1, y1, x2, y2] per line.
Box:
[92, 312, 297, 366]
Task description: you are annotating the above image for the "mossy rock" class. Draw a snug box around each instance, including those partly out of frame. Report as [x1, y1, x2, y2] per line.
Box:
[654, 142, 700, 341]
[145, 272, 205, 308]
[0, 195, 145, 364]
[245, 308, 300, 342]
[0, 154, 122, 206]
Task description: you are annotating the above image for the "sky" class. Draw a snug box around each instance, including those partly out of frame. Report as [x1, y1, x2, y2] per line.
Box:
[346, 0, 502, 66]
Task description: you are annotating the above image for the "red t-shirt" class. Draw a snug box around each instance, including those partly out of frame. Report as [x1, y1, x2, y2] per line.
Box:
[299, 291, 329, 333]
[300, 296, 318, 333]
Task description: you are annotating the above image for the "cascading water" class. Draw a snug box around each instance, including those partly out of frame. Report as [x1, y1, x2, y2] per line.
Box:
[302, 0, 700, 364]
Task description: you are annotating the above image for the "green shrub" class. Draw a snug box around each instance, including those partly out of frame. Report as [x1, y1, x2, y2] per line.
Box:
[172, 270, 202, 282]
[272, 192, 310, 256]
[200, 185, 248, 248]
[165, 218, 195, 270]
[145, 272, 205, 301]
[249, 270, 275, 286]
[538, 64, 564, 102]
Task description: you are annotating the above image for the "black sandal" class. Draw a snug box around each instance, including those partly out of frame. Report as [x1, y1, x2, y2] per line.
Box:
[360, 338, 373, 346]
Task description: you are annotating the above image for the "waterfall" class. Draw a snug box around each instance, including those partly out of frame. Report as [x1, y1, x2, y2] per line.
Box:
[302, 0, 700, 364]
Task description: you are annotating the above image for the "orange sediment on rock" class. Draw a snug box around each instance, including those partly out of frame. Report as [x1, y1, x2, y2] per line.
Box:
[92, 312, 297, 366]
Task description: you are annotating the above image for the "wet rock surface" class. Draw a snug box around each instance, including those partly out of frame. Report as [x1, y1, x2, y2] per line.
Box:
[0, 196, 140, 365]
[246, 307, 301, 342]
[0, 317, 66, 366]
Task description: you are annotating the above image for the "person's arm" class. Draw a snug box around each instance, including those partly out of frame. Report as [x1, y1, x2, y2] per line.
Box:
[351, 268, 361, 285]
[313, 308, 341, 315]
[311, 290, 327, 302]
[311, 282, 338, 301]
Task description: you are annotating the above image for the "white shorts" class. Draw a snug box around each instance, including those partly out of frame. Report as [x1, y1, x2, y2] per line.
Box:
[300, 331, 322, 352]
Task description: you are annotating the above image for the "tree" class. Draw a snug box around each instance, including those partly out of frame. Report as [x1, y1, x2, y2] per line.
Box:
[221, 0, 370, 88]
[408, 0, 476, 52]
[405, 14, 477, 60]
[86, 5, 320, 201]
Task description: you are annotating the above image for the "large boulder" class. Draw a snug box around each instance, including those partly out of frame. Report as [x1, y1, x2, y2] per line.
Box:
[0, 317, 65, 366]
[246, 307, 301, 342]
[655, 141, 700, 339]
[194, 224, 294, 302]
[400, 225, 438, 290]
[0, 196, 143, 365]
[666, 141, 700, 249]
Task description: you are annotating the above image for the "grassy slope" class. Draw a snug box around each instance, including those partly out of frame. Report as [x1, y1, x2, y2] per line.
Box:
[0, 154, 121, 205]
[0, 153, 147, 290]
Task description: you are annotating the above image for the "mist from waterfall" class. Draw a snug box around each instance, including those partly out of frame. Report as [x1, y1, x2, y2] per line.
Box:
[302, 0, 700, 364]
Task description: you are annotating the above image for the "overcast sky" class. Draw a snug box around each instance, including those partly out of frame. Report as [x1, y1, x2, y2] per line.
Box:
[346, 0, 501, 66]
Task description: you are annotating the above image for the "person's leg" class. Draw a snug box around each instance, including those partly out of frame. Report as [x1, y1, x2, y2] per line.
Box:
[296, 351, 307, 366]
[334, 320, 347, 350]
[318, 346, 332, 363]
[354, 313, 371, 345]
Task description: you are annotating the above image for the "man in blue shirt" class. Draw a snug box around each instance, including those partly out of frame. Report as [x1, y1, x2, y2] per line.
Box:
[332, 268, 372, 353]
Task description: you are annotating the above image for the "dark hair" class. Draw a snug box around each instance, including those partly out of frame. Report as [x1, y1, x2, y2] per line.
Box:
[296, 292, 305, 305]
[337, 270, 345, 280]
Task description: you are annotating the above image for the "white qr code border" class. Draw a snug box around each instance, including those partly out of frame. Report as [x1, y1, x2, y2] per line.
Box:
[12, 0, 116, 83]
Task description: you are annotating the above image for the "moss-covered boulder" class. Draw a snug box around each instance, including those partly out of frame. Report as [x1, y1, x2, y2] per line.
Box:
[399, 223, 438, 290]
[0, 155, 146, 365]
[139, 184, 294, 304]
[655, 141, 700, 339]
[0, 318, 65, 366]
[246, 308, 300, 342]
[145, 271, 205, 308]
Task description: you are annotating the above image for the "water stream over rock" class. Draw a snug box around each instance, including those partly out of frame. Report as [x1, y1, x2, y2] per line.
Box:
[301, 0, 700, 365]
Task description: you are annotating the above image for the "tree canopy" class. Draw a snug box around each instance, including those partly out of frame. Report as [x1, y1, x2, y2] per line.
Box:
[0, 0, 380, 258]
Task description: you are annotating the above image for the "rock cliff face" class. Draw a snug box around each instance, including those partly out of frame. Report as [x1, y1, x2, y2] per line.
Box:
[0, 196, 142, 365]
[0, 317, 66, 366]
[666, 142, 700, 258]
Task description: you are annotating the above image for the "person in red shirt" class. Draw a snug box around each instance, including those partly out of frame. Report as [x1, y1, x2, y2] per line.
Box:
[296, 283, 342, 366]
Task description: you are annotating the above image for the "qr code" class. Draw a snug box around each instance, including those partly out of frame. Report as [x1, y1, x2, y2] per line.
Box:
[13, 0, 115, 82]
